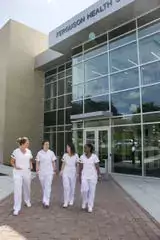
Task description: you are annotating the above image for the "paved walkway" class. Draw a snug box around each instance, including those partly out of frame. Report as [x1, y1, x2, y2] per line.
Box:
[0, 177, 160, 240]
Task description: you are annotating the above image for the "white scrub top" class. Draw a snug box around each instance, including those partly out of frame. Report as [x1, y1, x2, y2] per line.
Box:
[79, 153, 99, 180]
[62, 153, 79, 175]
[11, 148, 33, 170]
[36, 149, 56, 175]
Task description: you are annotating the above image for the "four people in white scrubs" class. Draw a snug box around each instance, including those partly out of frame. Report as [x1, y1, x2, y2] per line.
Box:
[11, 137, 100, 215]
[79, 143, 100, 213]
[36, 140, 57, 208]
[10, 137, 33, 216]
[60, 143, 79, 208]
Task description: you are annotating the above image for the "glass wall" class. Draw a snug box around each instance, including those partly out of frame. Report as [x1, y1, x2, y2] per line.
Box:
[72, 7, 160, 177]
[44, 62, 72, 158]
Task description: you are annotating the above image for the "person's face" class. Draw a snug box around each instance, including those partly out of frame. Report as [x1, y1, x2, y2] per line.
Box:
[84, 145, 90, 154]
[43, 142, 49, 151]
[22, 140, 29, 149]
[67, 145, 71, 154]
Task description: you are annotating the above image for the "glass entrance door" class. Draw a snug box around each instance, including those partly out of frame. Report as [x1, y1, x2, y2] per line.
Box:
[84, 127, 110, 174]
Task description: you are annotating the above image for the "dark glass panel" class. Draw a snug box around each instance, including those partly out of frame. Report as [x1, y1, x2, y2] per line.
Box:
[142, 84, 160, 113]
[72, 101, 83, 115]
[84, 95, 109, 113]
[44, 111, 56, 126]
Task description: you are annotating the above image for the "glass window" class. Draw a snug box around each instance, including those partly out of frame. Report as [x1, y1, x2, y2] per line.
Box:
[58, 71, 65, 80]
[85, 53, 108, 81]
[57, 110, 64, 125]
[109, 31, 136, 50]
[139, 33, 160, 64]
[51, 98, 57, 110]
[45, 68, 57, 79]
[72, 130, 83, 155]
[138, 20, 160, 39]
[141, 61, 160, 86]
[51, 82, 57, 97]
[112, 114, 141, 125]
[84, 44, 107, 60]
[84, 94, 109, 113]
[65, 132, 72, 147]
[45, 85, 51, 99]
[143, 112, 160, 123]
[109, 21, 136, 40]
[142, 84, 160, 112]
[58, 79, 64, 95]
[72, 63, 84, 85]
[72, 54, 83, 65]
[84, 34, 107, 52]
[72, 45, 83, 56]
[144, 124, 160, 177]
[66, 108, 72, 124]
[65, 94, 72, 108]
[138, 8, 160, 28]
[58, 96, 64, 109]
[72, 101, 83, 115]
[85, 76, 109, 98]
[44, 133, 50, 142]
[111, 89, 140, 116]
[50, 132, 56, 153]
[66, 76, 72, 94]
[44, 100, 51, 112]
[57, 132, 64, 157]
[112, 125, 142, 175]
[110, 42, 138, 73]
[72, 84, 83, 101]
[66, 68, 72, 77]
[111, 68, 139, 92]
[44, 111, 57, 126]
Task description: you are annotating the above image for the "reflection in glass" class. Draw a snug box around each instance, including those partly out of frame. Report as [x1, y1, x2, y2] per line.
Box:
[57, 110, 64, 125]
[44, 111, 56, 126]
[84, 44, 107, 60]
[112, 125, 142, 175]
[111, 89, 140, 116]
[50, 132, 56, 153]
[65, 94, 72, 108]
[143, 113, 160, 123]
[139, 33, 160, 64]
[98, 130, 108, 168]
[72, 130, 83, 155]
[66, 108, 72, 124]
[51, 98, 57, 110]
[141, 61, 160, 86]
[142, 84, 160, 112]
[73, 84, 83, 101]
[66, 77, 72, 93]
[44, 100, 51, 112]
[138, 20, 160, 38]
[58, 79, 64, 95]
[58, 96, 64, 109]
[72, 101, 83, 115]
[109, 31, 136, 50]
[112, 114, 141, 126]
[111, 68, 139, 92]
[85, 76, 109, 97]
[65, 132, 72, 147]
[144, 124, 160, 177]
[45, 85, 51, 99]
[110, 42, 138, 73]
[85, 53, 108, 80]
[72, 63, 84, 85]
[57, 132, 64, 157]
[84, 95, 109, 113]
[51, 82, 57, 97]
[85, 131, 95, 146]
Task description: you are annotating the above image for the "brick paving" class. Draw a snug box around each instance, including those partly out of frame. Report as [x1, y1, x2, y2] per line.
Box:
[0, 176, 160, 240]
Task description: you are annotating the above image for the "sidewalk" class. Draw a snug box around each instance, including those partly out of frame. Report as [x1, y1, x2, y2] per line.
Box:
[0, 177, 160, 240]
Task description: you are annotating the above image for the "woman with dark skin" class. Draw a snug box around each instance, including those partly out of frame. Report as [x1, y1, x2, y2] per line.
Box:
[79, 143, 100, 213]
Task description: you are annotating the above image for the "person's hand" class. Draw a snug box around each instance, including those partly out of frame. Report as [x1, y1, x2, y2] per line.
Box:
[36, 168, 39, 174]
[59, 171, 63, 177]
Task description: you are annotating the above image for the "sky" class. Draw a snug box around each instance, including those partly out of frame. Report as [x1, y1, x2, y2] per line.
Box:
[0, 0, 98, 34]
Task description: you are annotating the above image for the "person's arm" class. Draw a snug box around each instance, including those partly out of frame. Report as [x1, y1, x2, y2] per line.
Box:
[52, 152, 57, 174]
[94, 155, 101, 180]
[60, 162, 65, 176]
[79, 163, 83, 184]
[35, 153, 40, 173]
[10, 151, 22, 170]
[30, 159, 33, 171]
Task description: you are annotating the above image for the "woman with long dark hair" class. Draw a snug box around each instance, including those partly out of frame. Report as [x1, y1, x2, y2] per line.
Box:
[79, 143, 100, 213]
[36, 140, 57, 208]
[11, 137, 33, 216]
[60, 143, 79, 208]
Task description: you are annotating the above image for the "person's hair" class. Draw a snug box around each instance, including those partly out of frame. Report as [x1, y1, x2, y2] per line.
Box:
[85, 143, 94, 153]
[42, 140, 50, 148]
[17, 137, 29, 146]
[67, 143, 76, 155]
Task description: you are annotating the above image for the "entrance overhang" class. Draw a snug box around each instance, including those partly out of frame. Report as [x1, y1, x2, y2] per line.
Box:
[71, 111, 112, 121]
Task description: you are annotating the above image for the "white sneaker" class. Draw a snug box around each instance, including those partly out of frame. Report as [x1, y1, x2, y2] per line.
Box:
[88, 207, 93, 213]
[13, 210, 19, 216]
[63, 203, 68, 208]
[82, 203, 86, 210]
[25, 201, 32, 208]
[69, 200, 74, 206]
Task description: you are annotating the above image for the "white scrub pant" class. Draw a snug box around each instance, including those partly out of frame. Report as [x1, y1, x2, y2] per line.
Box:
[81, 178, 97, 209]
[13, 169, 31, 212]
[62, 173, 76, 204]
[39, 173, 53, 205]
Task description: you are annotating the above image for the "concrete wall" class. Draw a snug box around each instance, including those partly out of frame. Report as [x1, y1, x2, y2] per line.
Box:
[0, 22, 10, 163]
[2, 20, 47, 163]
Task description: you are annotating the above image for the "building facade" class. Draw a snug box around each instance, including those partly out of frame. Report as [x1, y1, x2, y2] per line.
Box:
[0, 20, 47, 164]
[35, 0, 160, 177]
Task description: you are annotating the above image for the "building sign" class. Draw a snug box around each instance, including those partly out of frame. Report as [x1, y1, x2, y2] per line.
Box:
[56, 0, 120, 38]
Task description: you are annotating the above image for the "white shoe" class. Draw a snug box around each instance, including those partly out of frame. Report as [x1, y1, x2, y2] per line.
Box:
[63, 203, 68, 208]
[69, 200, 74, 206]
[82, 203, 86, 210]
[88, 207, 93, 213]
[13, 210, 19, 216]
[25, 201, 32, 208]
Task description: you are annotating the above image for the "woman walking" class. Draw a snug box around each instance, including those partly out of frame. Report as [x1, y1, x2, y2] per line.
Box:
[36, 140, 57, 208]
[60, 143, 79, 208]
[79, 143, 100, 213]
[11, 137, 33, 216]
